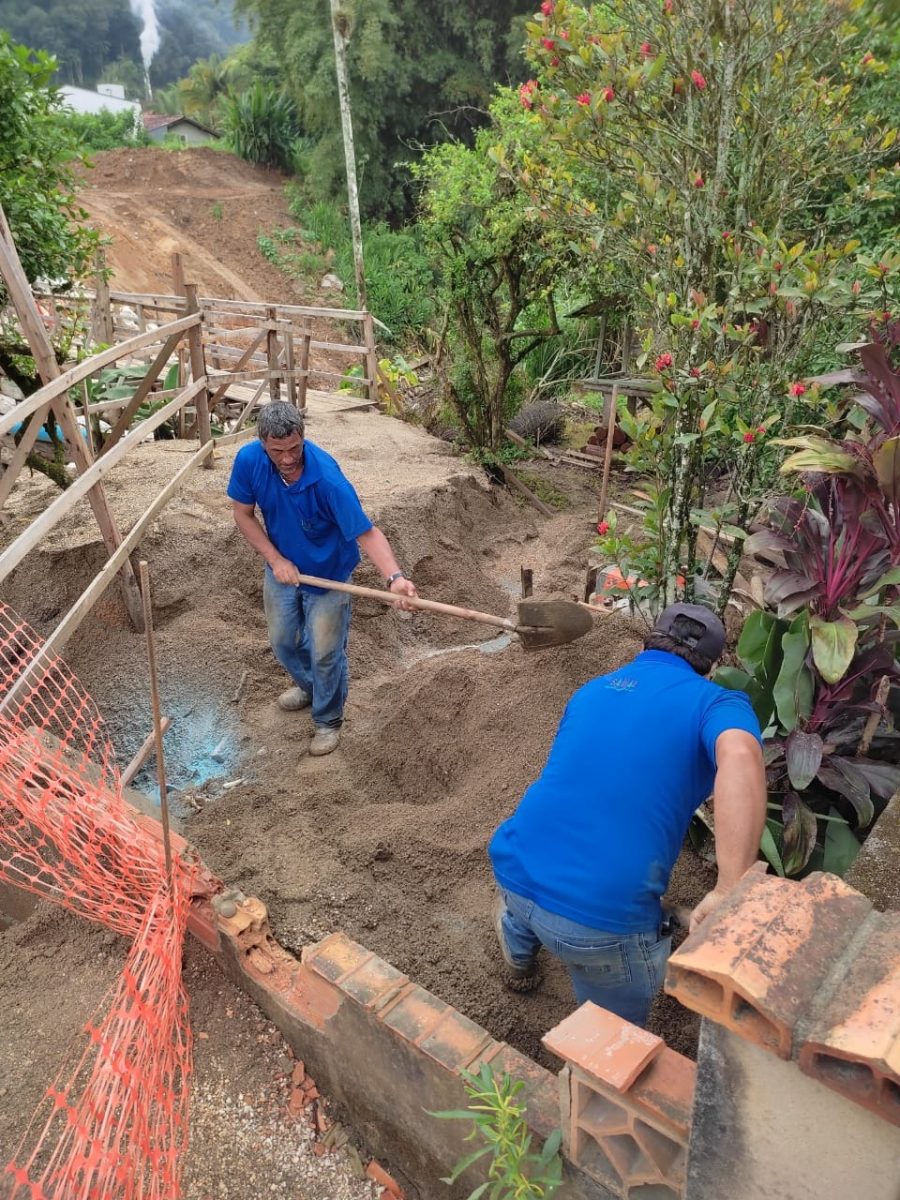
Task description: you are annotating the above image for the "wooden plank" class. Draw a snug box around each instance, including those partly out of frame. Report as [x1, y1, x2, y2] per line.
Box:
[90, 253, 115, 346]
[284, 329, 297, 407]
[0, 201, 146, 631]
[207, 328, 269, 409]
[499, 464, 554, 518]
[0, 314, 200, 441]
[231, 378, 269, 432]
[185, 284, 214, 469]
[0, 441, 213, 714]
[0, 379, 206, 583]
[266, 305, 280, 403]
[202, 296, 368, 321]
[101, 325, 187, 453]
[363, 313, 379, 404]
[297, 326, 311, 410]
[121, 716, 172, 787]
[0, 400, 55, 508]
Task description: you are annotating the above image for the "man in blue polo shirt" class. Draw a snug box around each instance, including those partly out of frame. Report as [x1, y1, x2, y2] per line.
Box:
[489, 603, 766, 1027]
[228, 401, 417, 757]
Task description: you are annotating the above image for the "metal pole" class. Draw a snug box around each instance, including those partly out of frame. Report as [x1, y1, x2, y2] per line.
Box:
[329, 0, 367, 310]
[138, 560, 174, 890]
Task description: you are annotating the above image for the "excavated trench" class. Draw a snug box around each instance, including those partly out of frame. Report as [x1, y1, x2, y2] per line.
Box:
[0, 449, 711, 1067]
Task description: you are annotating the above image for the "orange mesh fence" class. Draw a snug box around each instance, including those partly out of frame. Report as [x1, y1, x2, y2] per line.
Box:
[0, 602, 218, 1199]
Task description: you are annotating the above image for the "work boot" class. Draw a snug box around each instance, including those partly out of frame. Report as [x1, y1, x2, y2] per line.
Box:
[309, 726, 341, 756]
[492, 891, 541, 993]
[278, 686, 311, 712]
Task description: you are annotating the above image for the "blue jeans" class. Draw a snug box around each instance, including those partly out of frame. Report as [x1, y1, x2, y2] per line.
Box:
[263, 567, 351, 728]
[496, 888, 671, 1028]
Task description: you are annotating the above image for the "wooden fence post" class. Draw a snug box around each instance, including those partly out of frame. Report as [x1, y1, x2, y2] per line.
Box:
[0, 202, 144, 630]
[363, 312, 378, 405]
[171, 252, 187, 436]
[184, 283, 213, 468]
[266, 305, 280, 403]
[297, 323, 311, 413]
[90, 251, 115, 347]
[284, 327, 297, 407]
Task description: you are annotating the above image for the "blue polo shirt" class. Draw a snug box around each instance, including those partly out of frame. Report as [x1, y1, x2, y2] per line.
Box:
[227, 439, 373, 592]
[489, 651, 761, 933]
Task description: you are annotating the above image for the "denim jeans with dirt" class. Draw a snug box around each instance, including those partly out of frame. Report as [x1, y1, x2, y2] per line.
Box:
[263, 566, 351, 728]
[496, 887, 671, 1028]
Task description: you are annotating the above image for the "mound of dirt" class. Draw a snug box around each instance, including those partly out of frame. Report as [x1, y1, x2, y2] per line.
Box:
[76, 147, 309, 302]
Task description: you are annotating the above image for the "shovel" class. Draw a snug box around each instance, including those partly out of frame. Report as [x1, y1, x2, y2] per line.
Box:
[292, 572, 594, 650]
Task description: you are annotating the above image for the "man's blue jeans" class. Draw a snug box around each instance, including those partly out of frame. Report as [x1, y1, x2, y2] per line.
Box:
[496, 887, 671, 1028]
[263, 567, 351, 728]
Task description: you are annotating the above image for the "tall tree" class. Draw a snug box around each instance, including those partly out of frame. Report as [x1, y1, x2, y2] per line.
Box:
[234, 0, 535, 217]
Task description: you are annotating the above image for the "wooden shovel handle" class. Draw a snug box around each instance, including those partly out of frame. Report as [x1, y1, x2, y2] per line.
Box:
[295, 573, 517, 633]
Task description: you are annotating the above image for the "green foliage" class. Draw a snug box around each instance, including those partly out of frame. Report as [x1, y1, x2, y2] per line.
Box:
[286, 194, 435, 339]
[60, 108, 150, 152]
[233, 0, 535, 218]
[0, 34, 98, 302]
[713, 327, 900, 876]
[416, 89, 575, 448]
[518, 0, 897, 612]
[431, 1064, 563, 1200]
[222, 82, 297, 169]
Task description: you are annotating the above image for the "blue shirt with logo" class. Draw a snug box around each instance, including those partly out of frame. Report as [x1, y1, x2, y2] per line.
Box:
[489, 650, 761, 933]
[227, 439, 373, 592]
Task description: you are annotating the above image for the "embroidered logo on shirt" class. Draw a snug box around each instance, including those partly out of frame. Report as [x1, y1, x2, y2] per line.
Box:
[605, 677, 638, 691]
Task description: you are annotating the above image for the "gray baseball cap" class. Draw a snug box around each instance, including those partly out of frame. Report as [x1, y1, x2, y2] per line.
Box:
[655, 603, 726, 659]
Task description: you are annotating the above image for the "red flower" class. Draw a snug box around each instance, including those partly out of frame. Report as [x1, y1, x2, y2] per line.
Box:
[646, 243, 658, 255]
[640, 41, 653, 57]
[519, 80, 539, 108]
[774, 261, 783, 272]
[757, 426, 766, 435]
[722, 230, 732, 241]
[602, 86, 615, 102]
[691, 70, 707, 89]
[691, 319, 700, 330]
[689, 366, 701, 377]
[861, 51, 874, 65]
[743, 432, 755, 444]
[597, 520, 610, 535]
[541, 0, 554, 12]
[655, 352, 673, 371]
[693, 173, 705, 188]
[788, 382, 807, 397]
[560, 28, 570, 39]
[550, 56, 560, 66]
[576, 92, 592, 106]
[542, 37, 555, 50]
[664, 0, 673, 11]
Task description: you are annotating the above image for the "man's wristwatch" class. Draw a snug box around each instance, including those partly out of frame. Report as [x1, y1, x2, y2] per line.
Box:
[386, 571, 407, 587]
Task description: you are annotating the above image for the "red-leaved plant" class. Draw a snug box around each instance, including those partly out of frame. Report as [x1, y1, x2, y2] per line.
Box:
[718, 320, 900, 875]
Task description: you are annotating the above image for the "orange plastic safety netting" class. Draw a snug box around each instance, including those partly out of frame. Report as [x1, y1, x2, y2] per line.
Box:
[0, 601, 213, 1199]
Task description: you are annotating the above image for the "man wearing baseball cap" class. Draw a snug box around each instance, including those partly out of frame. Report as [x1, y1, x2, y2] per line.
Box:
[488, 603, 766, 1027]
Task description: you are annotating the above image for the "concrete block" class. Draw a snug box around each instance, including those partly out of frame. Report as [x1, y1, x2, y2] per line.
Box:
[685, 1021, 900, 1200]
[798, 912, 900, 1126]
[666, 872, 871, 1058]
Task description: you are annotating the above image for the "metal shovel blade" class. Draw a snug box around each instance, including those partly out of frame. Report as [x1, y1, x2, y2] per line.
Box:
[514, 599, 595, 650]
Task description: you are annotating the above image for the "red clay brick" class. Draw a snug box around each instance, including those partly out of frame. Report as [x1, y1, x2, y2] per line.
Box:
[304, 931, 372, 983]
[291, 1062, 306, 1086]
[186, 899, 220, 951]
[285, 962, 343, 1031]
[666, 872, 871, 1059]
[419, 1010, 495, 1072]
[288, 1087, 305, 1116]
[543, 1002, 663, 1091]
[366, 1160, 402, 1194]
[625, 1046, 696, 1141]
[338, 953, 408, 1010]
[798, 912, 900, 1126]
[378, 984, 449, 1044]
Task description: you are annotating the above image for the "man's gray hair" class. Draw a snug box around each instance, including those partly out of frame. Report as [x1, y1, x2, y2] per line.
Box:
[257, 401, 305, 441]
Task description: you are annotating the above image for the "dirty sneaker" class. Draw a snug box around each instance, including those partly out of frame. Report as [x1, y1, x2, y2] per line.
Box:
[309, 726, 341, 756]
[492, 891, 541, 993]
[278, 686, 311, 712]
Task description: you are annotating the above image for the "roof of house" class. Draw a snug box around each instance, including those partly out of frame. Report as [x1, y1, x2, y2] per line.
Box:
[141, 112, 217, 135]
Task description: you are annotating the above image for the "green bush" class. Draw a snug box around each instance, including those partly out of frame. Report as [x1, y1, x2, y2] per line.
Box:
[222, 82, 297, 170]
[61, 109, 150, 153]
[287, 193, 435, 339]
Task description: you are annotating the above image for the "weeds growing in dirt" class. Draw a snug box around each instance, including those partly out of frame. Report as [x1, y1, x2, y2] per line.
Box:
[431, 1064, 563, 1200]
